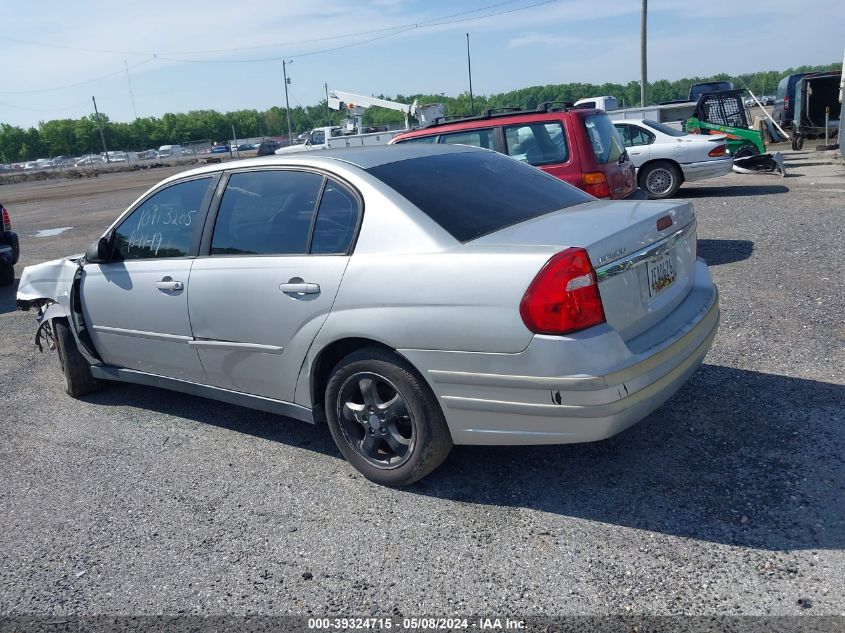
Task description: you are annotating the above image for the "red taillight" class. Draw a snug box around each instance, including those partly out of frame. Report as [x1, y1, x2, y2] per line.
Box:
[582, 172, 611, 198]
[708, 144, 727, 157]
[0, 204, 10, 232]
[784, 96, 790, 110]
[520, 247, 606, 335]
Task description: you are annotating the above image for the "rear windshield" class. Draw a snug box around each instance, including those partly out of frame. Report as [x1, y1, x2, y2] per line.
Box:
[582, 114, 625, 164]
[642, 119, 687, 137]
[366, 151, 591, 243]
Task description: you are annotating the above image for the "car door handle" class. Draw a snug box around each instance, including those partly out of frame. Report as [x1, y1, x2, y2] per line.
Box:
[155, 277, 184, 291]
[279, 282, 320, 294]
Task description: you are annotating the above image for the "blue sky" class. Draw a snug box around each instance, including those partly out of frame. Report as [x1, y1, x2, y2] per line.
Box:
[1, 0, 842, 128]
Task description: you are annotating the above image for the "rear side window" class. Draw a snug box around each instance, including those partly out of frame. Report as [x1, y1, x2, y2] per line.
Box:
[397, 135, 437, 144]
[438, 128, 494, 150]
[583, 114, 624, 165]
[503, 122, 568, 166]
[113, 177, 212, 260]
[366, 151, 591, 243]
[310, 180, 360, 254]
[211, 170, 323, 255]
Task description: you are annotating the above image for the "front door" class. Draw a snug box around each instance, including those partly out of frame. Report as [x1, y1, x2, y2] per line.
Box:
[188, 169, 360, 401]
[81, 176, 214, 382]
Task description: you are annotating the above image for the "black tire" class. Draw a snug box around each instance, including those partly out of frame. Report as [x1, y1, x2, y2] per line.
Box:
[324, 347, 452, 486]
[794, 136, 804, 151]
[639, 161, 682, 199]
[0, 263, 13, 287]
[733, 144, 760, 159]
[53, 319, 101, 397]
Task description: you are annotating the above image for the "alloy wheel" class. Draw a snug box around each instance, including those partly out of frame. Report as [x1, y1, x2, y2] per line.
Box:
[336, 372, 416, 469]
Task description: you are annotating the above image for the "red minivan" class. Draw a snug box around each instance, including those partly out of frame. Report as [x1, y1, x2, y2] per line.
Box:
[390, 103, 641, 200]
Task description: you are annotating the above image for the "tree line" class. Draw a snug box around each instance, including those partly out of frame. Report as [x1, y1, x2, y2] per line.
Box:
[0, 63, 838, 163]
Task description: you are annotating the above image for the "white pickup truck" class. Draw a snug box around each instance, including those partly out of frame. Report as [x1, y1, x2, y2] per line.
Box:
[275, 126, 401, 154]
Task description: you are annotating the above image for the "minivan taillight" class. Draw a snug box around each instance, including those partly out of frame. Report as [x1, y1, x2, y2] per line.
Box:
[582, 172, 611, 198]
[0, 204, 10, 232]
[520, 247, 605, 335]
[784, 96, 790, 111]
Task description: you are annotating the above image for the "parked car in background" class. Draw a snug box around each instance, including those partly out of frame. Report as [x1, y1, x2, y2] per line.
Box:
[16, 144, 718, 485]
[613, 119, 731, 198]
[0, 201, 20, 286]
[391, 103, 641, 200]
[689, 81, 734, 102]
[256, 140, 281, 156]
[774, 73, 811, 128]
[74, 155, 104, 167]
[210, 145, 230, 154]
[158, 145, 183, 158]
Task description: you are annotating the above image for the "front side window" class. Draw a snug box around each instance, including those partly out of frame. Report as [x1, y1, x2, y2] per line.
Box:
[113, 177, 212, 260]
[438, 128, 494, 150]
[310, 130, 326, 145]
[210, 170, 323, 256]
[310, 180, 360, 254]
[583, 114, 625, 165]
[504, 122, 568, 166]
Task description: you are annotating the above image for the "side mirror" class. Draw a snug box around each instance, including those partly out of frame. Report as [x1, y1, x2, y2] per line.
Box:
[85, 237, 111, 263]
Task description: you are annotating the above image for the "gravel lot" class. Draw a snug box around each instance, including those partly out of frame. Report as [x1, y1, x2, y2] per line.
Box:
[0, 151, 843, 619]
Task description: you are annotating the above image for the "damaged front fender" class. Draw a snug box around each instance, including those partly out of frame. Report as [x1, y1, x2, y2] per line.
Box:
[16, 255, 82, 313]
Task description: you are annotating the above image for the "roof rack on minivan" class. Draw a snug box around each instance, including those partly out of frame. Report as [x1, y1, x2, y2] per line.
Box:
[535, 101, 575, 112]
[427, 106, 526, 128]
[421, 101, 575, 129]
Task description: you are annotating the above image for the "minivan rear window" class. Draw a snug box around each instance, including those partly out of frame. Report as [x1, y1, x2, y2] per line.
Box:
[366, 151, 590, 243]
[583, 114, 625, 165]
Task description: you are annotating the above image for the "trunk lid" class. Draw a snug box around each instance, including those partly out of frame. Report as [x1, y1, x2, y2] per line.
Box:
[471, 199, 698, 341]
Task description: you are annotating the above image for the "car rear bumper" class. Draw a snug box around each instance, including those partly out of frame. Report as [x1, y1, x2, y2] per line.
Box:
[682, 157, 733, 182]
[400, 259, 718, 445]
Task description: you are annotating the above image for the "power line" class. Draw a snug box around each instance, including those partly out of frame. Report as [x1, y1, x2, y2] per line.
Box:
[0, 57, 156, 95]
[156, 0, 555, 64]
[0, 0, 537, 59]
[0, 99, 91, 112]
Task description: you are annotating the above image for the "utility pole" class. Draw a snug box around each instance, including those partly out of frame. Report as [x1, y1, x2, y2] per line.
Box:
[283, 60, 293, 145]
[124, 61, 138, 120]
[466, 33, 475, 115]
[92, 96, 109, 163]
[640, 0, 648, 107]
[324, 82, 330, 125]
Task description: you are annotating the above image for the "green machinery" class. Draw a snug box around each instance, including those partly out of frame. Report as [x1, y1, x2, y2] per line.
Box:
[683, 90, 766, 158]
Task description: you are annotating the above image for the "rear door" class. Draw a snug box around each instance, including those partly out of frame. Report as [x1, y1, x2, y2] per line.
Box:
[81, 176, 215, 381]
[500, 119, 580, 189]
[187, 169, 359, 401]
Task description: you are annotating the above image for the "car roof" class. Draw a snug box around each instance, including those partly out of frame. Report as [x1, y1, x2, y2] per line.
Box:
[157, 143, 485, 186]
[394, 108, 597, 139]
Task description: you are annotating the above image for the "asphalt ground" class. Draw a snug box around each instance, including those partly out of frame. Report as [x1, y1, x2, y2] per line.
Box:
[0, 150, 843, 619]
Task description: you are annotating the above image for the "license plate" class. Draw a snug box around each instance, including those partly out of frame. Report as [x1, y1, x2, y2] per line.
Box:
[647, 251, 676, 297]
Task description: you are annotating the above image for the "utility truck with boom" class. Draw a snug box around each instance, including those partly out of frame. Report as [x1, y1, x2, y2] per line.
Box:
[276, 90, 443, 154]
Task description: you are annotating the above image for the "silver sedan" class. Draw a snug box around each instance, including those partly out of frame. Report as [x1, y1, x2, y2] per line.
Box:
[17, 144, 719, 486]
